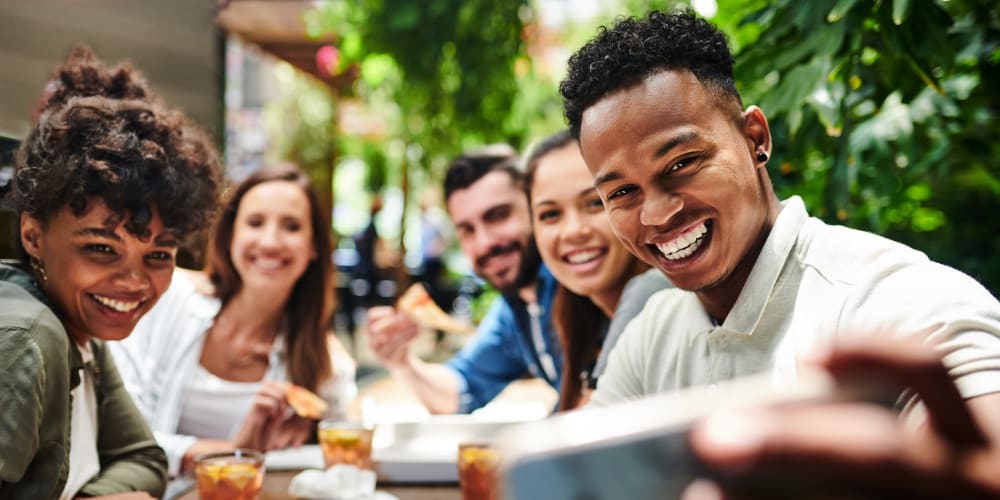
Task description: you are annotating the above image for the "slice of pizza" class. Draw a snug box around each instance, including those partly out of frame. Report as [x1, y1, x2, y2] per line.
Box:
[286, 383, 328, 419]
[398, 282, 475, 334]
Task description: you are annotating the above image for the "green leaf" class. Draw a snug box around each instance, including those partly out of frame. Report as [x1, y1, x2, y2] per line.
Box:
[810, 80, 844, 134]
[911, 207, 945, 232]
[772, 22, 846, 70]
[956, 165, 1000, 196]
[340, 32, 363, 63]
[892, 0, 910, 25]
[788, 106, 804, 135]
[360, 54, 399, 87]
[905, 183, 931, 201]
[761, 61, 827, 120]
[828, 0, 861, 22]
[902, 53, 945, 95]
[904, 2, 956, 71]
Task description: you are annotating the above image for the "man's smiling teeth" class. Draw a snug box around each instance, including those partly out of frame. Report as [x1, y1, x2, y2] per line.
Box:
[92, 294, 140, 312]
[656, 222, 708, 261]
[565, 249, 602, 264]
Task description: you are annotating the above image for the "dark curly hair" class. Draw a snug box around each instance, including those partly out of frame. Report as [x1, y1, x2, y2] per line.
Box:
[560, 10, 742, 139]
[9, 46, 221, 259]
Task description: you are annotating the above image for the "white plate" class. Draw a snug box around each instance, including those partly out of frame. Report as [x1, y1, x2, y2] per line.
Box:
[373, 415, 526, 483]
[265, 415, 533, 483]
[265, 445, 324, 470]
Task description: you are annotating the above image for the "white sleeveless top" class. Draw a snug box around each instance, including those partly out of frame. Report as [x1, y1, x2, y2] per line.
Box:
[110, 271, 358, 476]
[176, 364, 263, 439]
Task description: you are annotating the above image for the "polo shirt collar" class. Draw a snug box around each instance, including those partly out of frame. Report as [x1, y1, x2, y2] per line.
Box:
[723, 196, 808, 335]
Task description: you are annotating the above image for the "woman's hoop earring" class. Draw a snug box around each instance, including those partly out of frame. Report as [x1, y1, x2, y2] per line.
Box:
[756, 151, 769, 163]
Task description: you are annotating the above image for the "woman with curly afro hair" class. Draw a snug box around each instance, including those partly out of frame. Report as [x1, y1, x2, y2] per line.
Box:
[0, 46, 222, 499]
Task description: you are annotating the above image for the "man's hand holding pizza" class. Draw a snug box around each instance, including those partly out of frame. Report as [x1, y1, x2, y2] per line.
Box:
[367, 284, 472, 370]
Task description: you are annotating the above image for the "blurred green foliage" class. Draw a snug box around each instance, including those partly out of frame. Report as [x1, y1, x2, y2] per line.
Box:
[715, 0, 1000, 295]
[308, 0, 565, 255]
[262, 65, 339, 217]
[309, 0, 563, 177]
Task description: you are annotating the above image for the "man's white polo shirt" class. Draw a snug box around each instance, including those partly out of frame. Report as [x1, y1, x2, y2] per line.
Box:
[592, 196, 1000, 413]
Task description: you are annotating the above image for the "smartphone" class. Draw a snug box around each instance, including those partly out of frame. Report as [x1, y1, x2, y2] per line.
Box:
[497, 369, 840, 500]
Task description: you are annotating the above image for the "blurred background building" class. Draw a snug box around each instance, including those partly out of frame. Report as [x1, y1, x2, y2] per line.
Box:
[0, 0, 221, 260]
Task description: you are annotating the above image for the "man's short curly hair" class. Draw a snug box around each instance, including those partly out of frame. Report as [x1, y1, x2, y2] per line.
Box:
[560, 10, 742, 139]
[9, 46, 221, 250]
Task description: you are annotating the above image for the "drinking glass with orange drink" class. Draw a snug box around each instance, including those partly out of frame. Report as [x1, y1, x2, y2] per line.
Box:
[318, 420, 374, 469]
[458, 442, 499, 500]
[194, 449, 264, 500]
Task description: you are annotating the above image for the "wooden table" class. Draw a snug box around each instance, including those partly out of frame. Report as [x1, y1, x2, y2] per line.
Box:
[177, 376, 547, 499]
[177, 470, 460, 499]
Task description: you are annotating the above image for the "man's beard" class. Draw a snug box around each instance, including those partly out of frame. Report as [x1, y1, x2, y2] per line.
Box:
[499, 236, 541, 296]
[477, 237, 542, 296]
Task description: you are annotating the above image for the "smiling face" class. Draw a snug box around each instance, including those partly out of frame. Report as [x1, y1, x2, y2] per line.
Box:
[579, 70, 779, 308]
[20, 200, 178, 345]
[530, 142, 641, 314]
[447, 170, 535, 293]
[229, 180, 317, 296]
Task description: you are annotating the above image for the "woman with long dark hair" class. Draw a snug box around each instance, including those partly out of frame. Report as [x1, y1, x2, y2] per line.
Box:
[526, 130, 671, 410]
[111, 164, 356, 476]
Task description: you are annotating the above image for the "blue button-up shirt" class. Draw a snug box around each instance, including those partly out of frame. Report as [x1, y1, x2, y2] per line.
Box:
[445, 265, 562, 413]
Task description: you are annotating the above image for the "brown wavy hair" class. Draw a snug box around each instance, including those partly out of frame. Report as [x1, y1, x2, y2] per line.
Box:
[551, 286, 607, 410]
[9, 46, 221, 259]
[206, 164, 334, 392]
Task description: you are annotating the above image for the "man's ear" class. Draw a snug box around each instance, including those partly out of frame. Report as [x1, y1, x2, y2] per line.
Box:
[20, 213, 44, 259]
[743, 106, 772, 166]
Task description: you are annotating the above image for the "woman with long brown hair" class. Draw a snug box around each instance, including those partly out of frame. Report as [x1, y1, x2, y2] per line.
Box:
[111, 164, 356, 476]
[526, 130, 671, 410]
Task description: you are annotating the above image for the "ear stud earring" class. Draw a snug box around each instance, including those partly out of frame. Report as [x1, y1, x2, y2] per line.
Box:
[756, 151, 768, 162]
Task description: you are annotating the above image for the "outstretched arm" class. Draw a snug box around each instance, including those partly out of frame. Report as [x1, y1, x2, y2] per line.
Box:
[367, 305, 461, 413]
[685, 337, 1000, 499]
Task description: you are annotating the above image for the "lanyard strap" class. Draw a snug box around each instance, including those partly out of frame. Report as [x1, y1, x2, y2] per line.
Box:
[527, 302, 558, 383]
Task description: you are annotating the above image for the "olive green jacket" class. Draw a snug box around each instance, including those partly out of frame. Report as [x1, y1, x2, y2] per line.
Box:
[0, 261, 167, 498]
